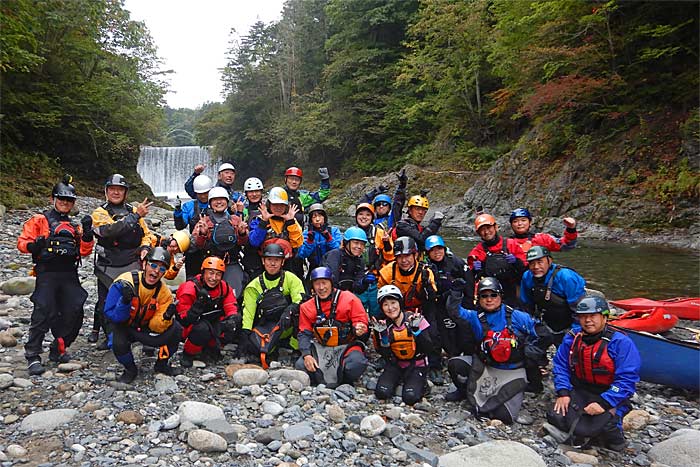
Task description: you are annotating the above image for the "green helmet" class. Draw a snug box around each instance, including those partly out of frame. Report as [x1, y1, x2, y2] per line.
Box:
[575, 296, 610, 316]
[526, 246, 551, 262]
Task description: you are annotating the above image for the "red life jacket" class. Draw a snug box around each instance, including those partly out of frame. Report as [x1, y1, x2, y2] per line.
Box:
[569, 327, 616, 391]
[478, 307, 524, 366]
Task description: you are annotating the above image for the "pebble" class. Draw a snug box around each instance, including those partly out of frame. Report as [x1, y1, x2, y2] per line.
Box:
[187, 429, 228, 452]
[0, 373, 13, 389]
[0, 330, 17, 347]
[284, 422, 315, 441]
[117, 410, 145, 425]
[326, 404, 345, 422]
[360, 414, 387, 437]
[262, 401, 284, 416]
[232, 368, 269, 386]
[162, 414, 181, 430]
[12, 377, 32, 388]
[6, 444, 27, 458]
[58, 362, 83, 372]
[566, 451, 599, 465]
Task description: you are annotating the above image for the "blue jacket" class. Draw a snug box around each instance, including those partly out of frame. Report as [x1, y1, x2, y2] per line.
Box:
[454, 303, 539, 369]
[185, 172, 245, 203]
[297, 226, 342, 268]
[173, 199, 208, 231]
[520, 263, 586, 307]
[553, 329, 640, 410]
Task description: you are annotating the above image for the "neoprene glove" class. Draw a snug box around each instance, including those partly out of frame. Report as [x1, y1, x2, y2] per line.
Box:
[184, 302, 205, 325]
[451, 278, 469, 293]
[163, 304, 177, 320]
[420, 189, 430, 197]
[505, 253, 517, 264]
[174, 196, 182, 211]
[120, 283, 135, 304]
[318, 167, 330, 180]
[432, 211, 445, 221]
[397, 169, 408, 187]
[363, 273, 376, 285]
[306, 231, 315, 244]
[221, 314, 239, 335]
[81, 215, 94, 241]
[377, 184, 389, 193]
[472, 260, 482, 272]
[322, 230, 333, 242]
[28, 236, 47, 254]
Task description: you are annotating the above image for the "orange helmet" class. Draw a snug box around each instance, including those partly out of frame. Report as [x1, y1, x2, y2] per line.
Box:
[474, 213, 497, 231]
[355, 202, 375, 217]
[201, 256, 226, 273]
[285, 167, 303, 178]
[407, 195, 429, 209]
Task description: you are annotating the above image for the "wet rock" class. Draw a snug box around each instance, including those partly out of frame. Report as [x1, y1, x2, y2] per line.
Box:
[566, 451, 599, 464]
[439, 440, 546, 467]
[0, 330, 17, 347]
[648, 429, 700, 467]
[20, 408, 78, 432]
[284, 422, 314, 441]
[178, 401, 225, 426]
[232, 368, 269, 386]
[360, 414, 386, 437]
[117, 410, 145, 425]
[187, 429, 228, 452]
[624, 410, 652, 431]
[0, 277, 35, 295]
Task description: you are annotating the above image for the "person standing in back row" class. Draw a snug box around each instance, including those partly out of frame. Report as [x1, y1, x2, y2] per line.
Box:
[17, 176, 94, 375]
[185, 162, 245, 209]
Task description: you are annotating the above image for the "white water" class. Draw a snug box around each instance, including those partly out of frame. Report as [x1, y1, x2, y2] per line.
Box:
[137, 146, 218, 199]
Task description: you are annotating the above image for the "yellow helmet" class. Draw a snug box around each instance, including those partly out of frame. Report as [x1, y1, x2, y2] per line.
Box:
[407, 195, 429, 209]
[171, 230, 190, 252]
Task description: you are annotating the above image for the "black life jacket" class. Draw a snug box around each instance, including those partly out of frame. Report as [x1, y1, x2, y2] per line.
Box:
[284, 187, 305, 228]
[98, 202, 144, 250]
[128, 271, 162, 330]
[206, 209, 238, 254]
[191, 276, 228, 321]
[478, 306, 525, 366]
[337, 250, 364, 291]
[569, 327, 617, 394]
[38, 210, 80, 264]
[255, 272, 291, 323]
[482, 237, 518, 284]
[312, 289, 354, 347]
[428, 253, 464, 294]
[531, 265, 572, 331]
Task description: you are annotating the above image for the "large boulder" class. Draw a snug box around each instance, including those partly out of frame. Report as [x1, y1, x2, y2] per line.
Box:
[0, 277, 36, 296]
[20, 409, 78, 432]
[232, 368, 269, 386]
[648, 429, 700, 467]
[439, 440, 545, 467]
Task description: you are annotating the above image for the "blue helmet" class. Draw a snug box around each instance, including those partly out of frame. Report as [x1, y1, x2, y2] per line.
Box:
[509, 208, 532, 223]
[373, 194, 392, 206]
[343, 226, 368, 243]
[310, 266, 333, 282]
[575, 296, 610, 316]
[424, 235, 445, 251]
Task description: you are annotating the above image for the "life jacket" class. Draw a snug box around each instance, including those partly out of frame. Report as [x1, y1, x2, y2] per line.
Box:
[511, 232, 535, 254]
[388, 324, 417, 361]
[337, 250, 364, 291]
[37, 210, 80, 263]
[312, 289, 354, 347]
[389, 262, 427, 311]
[255, 272, 291, 323]
[478, 306, 525, 366]
[482, 237, 517, 284]
[390, 218, 422, 241]
[191, 276, 228, 322]
[98, 202, 144, 250]
[206, 209, 238, 253]
[428, 253, 462, 294]
[569, 327, 616, 393]
[127, 271, 162, 330]
[531, 265, 572, 331]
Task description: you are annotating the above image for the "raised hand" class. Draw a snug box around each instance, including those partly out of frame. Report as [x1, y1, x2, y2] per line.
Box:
[136, 198, 153, 217]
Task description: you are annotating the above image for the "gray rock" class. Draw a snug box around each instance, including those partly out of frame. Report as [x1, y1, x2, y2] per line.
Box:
[58, 362, 83, 372]
[255, 427, 284, 444]
[178, 401, 225, 426]
[154, 375, 179, 394]
[187, 429, 228, 452]
[21, 408, 78, 432]
[232, 368, 269, 387]
[162, 414, 181, 430]
[0, 277, 36, 295]
[0, 317, 11, 330]
[360, 414, 386, 437]
[284, 422, 314, 441]
[326, 404, 345, 422]
[12, 377, 32, 388]
[0, 373, 13, 389]
[201, 418, 239, 443]
[439, 440, 545, 467]
[391, 435, 438, 467]
[269, 369, 310, 387]
[6, 444, 27, 458]
[267, 440, 282, 451]
[648, 429, 700, 467]
[262, 401, 284, 416]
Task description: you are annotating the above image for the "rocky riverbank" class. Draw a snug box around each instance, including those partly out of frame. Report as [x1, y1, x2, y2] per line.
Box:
[0, 198, 698, 467]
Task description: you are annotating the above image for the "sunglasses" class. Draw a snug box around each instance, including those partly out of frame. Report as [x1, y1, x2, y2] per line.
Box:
[479, 293, 500, 299]
[375, 202, 390, 207]
[148, 262, 167, 273]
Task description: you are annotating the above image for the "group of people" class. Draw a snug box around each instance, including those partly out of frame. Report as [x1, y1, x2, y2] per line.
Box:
[17, 164, 641, 452]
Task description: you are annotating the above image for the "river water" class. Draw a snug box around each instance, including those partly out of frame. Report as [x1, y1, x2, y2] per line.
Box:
[334, 218, 698, 301]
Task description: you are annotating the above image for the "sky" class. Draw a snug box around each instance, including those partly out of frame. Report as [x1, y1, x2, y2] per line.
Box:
[124, 0, 284, 109]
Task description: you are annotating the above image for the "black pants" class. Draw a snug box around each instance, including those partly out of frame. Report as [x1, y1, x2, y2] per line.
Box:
[375, 360, 428, 405]
[111, 321, 182, 364]
[183, 319, 221, 354]
[25, 271, 87, 359]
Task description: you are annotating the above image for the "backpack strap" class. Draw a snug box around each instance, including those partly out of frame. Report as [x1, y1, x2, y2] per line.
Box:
[405, 262, 424, 304]
[544, 265, 561, 301]
[592, 326, 615, 364]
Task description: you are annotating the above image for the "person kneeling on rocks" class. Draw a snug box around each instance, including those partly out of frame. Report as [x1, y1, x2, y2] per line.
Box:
[444, 277, 544, 424]
[545, 296, 640, 451]
[373, 285, 433, 405]
[296, 267, 369, 388]
[104, 247, 182, 383]
[176, 256, 239, 367]
[17, 175, 94, 375]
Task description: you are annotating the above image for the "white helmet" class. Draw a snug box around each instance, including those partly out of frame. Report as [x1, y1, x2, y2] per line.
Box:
[208, 186, 229, 202]
[377, 284, 403, 304]
[267, 187, 289, 205]
[218, 162, 235, 173]
[193, 175, 213, 194]
[244, 177, 264, 192]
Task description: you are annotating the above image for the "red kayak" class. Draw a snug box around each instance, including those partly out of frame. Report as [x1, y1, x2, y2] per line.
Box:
[610, 297, 700, 320]
[609, 307, 678, 333]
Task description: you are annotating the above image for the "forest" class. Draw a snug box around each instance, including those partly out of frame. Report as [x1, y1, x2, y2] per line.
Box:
[1, 0, 698, 218]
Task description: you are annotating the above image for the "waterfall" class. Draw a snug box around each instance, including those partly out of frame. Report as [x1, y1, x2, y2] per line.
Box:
[137, 146, 218, 199]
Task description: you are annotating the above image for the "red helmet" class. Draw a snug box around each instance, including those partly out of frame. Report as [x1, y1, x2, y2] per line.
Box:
[285, 167, 303, 178]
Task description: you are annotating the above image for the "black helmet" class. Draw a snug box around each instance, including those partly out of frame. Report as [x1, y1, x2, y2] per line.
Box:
[477, 277, 503, 295]
[526, 246, 550, 262]
[262, 243, 286, 258]
[393, 236, 418, 256]
[52, 175, 77, 200]
[146, 246, 171, 265]
[105, 174, 129, 189]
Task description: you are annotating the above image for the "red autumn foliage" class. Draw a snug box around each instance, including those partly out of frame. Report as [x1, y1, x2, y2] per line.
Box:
[519, 74, 612, 119]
